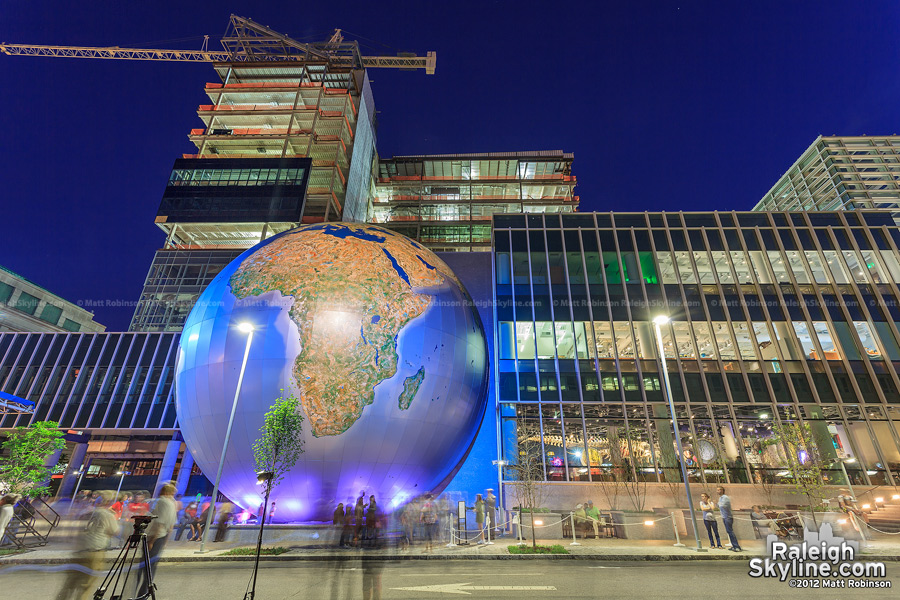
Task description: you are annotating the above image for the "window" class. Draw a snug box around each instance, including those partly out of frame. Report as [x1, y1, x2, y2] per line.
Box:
[0, 281, 13, 304]
[62, 319, 81, 332]
[39, 304, 63, 326]
[14, 292, 40, 315]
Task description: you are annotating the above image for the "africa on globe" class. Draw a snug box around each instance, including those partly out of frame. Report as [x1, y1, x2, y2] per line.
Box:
[175, 223, 489, 522]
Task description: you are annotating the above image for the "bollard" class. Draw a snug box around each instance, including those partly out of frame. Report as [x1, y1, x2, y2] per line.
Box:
[485, 514, 494, 545]
[671, 511, 685, 547]
[570, 512, 581, 546]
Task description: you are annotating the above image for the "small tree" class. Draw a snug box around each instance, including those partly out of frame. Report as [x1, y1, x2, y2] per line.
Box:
[0, 421, 66, 497]
[246, 394, 304, 600]
[509, 424, 546, 548]
[771, 421, 827, 528]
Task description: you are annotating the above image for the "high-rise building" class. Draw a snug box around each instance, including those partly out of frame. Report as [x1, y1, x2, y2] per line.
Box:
[372, 151, 578, 252]
[755, 135, 900, 212]
[0, 265, 105, 334]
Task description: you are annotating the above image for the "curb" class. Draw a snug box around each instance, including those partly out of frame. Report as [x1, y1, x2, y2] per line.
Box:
[3, 552, 900, 565]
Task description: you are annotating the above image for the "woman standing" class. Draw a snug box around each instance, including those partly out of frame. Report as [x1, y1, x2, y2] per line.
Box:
[473, 494, 486, 544]
[699, 493, 723, 549]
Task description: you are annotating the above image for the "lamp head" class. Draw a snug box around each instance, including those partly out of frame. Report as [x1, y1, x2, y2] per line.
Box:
[257, 471, 275, 484]
[238, 322, 254, 334]
[652, 315, 670, 325]
[844, 458, 857, 464]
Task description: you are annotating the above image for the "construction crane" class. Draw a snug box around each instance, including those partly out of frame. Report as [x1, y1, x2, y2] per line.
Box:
[0, 14, 437, 74]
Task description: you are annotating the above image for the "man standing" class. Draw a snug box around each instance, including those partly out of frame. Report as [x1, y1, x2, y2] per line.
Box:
[716, 486, 742, 552]
[485, 489, 498, 536]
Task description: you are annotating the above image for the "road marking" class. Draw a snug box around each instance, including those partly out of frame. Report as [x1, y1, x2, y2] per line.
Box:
[588, 566, 623, 569]
[396, 572, 545, 577]
[391, 582, 557, 595]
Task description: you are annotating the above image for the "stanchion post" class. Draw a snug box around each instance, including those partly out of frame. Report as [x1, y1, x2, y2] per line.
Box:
[570, 512, 581, 546]
[671, 511, 685, 547]
[485, 514, 494, 545]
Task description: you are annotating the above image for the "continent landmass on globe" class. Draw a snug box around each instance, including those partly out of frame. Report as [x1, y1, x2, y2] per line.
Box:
[228, 223, 457, 437]
[398, 367, 426, 410]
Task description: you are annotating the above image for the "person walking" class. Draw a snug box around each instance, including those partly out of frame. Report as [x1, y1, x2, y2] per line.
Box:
[716, 486, 742, 552]
[136, 483, 177, 596]
[54, 491, 119, 600]
[699, 493, 723, 548]
[333, 502, 344, 547]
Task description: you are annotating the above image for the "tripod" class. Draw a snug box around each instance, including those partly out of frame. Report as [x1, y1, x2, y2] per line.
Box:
[93, 515, 157, 600]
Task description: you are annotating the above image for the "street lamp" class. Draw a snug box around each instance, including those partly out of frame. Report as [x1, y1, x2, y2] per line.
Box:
[246, 470, 275, 600]
[199, 321, 255, 553]
[652, 315, 705, 552]
[66, 468, 87, 516]
[491, 459, 508, 533]
[838, 458, 857, 501]
[114, 469, 129, 501]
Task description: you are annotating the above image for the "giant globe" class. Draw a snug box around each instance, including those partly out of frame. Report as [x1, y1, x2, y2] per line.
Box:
[174, 223, 488, 522]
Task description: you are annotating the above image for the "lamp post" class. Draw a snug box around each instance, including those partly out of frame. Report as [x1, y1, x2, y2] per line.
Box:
[491, 459, 508, 534]
[246, 470, 274, 600]
[652, 315, 704, 552]
[66, 468, 87, 516]
[839, 458, 857, 501]
[199, 321, 254, 553]
[114, 469, 128, 501]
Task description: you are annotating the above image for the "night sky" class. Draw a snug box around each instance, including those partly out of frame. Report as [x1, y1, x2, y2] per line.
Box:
[2, 2, 899, 330]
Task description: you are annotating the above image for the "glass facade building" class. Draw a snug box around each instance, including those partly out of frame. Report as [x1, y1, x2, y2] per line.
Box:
[494, 211, 900, 490]
[755, 136, 900, 213]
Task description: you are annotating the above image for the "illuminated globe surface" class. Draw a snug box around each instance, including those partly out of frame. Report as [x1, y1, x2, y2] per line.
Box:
[175, 223, 488, 521]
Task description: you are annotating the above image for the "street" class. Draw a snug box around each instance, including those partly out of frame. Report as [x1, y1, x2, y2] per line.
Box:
[1, 559, 897, 599]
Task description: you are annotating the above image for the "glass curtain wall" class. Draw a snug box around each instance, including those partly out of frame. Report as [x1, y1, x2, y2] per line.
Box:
[494, 211, 900, 487]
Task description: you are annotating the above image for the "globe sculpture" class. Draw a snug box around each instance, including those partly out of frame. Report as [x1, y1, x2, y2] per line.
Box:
[175, 223, 489, 522]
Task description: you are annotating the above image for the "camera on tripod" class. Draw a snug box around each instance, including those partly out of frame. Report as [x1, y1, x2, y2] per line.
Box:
[131, 514, 156, 532]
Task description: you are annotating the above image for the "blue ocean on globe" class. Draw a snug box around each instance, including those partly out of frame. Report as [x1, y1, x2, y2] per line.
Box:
[175, 223, 489, 521]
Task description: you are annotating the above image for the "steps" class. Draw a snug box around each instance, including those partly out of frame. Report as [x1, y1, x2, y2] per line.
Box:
[867, 502, 900, 534]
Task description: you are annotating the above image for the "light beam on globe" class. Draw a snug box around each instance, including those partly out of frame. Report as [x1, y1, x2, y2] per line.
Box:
[174, 223, 489, 521]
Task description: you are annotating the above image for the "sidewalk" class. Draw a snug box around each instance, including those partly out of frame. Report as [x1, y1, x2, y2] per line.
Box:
[5, 532, 900, 564]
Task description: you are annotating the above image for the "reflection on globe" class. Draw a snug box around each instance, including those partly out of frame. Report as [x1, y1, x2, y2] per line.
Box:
[175, 223, 489, 521]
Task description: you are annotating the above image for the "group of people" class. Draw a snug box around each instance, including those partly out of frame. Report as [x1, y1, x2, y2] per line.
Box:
[335, 492, 380, 548]
[698, 486, 743, 551]
[573, 500, 605, 538]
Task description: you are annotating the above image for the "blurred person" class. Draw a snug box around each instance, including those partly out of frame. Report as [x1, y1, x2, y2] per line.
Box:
[485, 489, 498, 535]
[340, 501, 354, 548]
[365, 495, 379, 545]
[573, 503, 586, 539]
[127, 492, 150, 518]
[471, 494, 486, 544]
[0, 494, 21, 545]
[420, 493, 438, 553]
[213, 502, 235, 542]
[189, 500, 211, 542]
[109, 492, 130, 521]
[354, 496, 365, 544]
[53, 491, 118, 600]
[585, 500, 601, 539]
[332, 502, 344, 546]
[750, 505, 781, 537]
[136, 484, 177, 596]
[174, 501, 197, 541]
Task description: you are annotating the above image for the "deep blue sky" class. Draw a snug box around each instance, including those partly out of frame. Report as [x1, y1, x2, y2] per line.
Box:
[2, 1, 899, 330]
